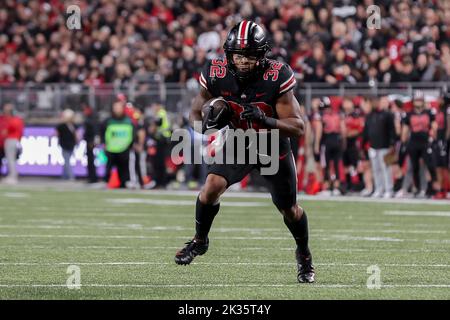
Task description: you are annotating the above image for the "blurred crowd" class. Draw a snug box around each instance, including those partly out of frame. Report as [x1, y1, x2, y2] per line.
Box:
[300, 91, 450, 199]
[1, 0, 450, 86]
[1, 91, 449, 199]
[1, 0, 450, 199]
[53, 91, 450, 199]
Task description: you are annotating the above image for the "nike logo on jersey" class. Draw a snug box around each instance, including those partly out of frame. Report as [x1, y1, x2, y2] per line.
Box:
[206, 123, 218, 129]
[255, 92, 266, 97]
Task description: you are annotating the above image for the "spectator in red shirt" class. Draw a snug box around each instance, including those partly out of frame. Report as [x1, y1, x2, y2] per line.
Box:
[2, 103, 24, 185]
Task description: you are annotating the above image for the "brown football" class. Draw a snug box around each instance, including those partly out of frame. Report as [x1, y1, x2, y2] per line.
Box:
[201, 97, 230, 120]
[201, 97, 231, 131]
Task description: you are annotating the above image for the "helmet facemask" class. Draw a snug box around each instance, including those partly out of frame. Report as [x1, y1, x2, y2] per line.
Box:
[223, 21, 271, 83]
[225, 50, 268, 83]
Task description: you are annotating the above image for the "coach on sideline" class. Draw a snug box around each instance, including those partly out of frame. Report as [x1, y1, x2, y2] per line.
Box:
[363, 96, 396, 198]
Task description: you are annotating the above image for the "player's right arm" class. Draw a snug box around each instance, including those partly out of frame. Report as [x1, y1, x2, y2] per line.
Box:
[189, 87, 213, 129]
[429, 109, 438, 141]
[340, 114, 347, 150]
[400, 113, 410, 143]
[190, 61, 216, 131]
[313, 115, 322, 155]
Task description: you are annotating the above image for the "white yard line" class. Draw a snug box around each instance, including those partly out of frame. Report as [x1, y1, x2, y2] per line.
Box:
[317, 229, 446, 234]
[0, 225, 283, 232]
[0, 245, 447, 253]
[1, 225, 445, 235]
[107, 198, 269, 207]
[4, 182, 450, 205]
[0, 233, 448, 243]
[110, 189, 450, 205]
[0, 262, 449, 267]
[0, 283, 448, 289]
[0, 284, 351, 288]
[318, 235, 405, 242]
[384, 211, 450, 217]
[0, 234, 167, 239]
[426, 239, 450, 244]
[0, 245, 436, 253]
[2, 192, 29, 198]
[15, 219, 445, 229]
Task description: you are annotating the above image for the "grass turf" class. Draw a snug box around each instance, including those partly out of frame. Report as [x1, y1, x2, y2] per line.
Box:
[0, 185, 449, 299]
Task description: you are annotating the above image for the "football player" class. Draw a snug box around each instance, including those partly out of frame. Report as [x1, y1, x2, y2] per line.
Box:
[401, 90, 439, 197]
[174, 21, 315, 283]
[432, 97, 449, 199]
[314, 97, 346, 196]
[342, 98, 364, 193]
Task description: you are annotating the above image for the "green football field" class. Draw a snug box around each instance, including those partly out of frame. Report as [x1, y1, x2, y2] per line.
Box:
[0, 184, 449, 300]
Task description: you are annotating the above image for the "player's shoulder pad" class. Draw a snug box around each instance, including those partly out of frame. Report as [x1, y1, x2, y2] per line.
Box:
[277, 61, 297, 95]
[264, 59, 297, 96]
[199, 58, 228, 94]
[199, 60, 213, 91]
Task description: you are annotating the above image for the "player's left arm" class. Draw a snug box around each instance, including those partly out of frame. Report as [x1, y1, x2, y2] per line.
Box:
[241, 89, 305, 137]
[429, 109, 438, 141]
[272, 90, 305, 137]
[400, 122, 410, 143]
[340, 115, 347, 150]
[430, 120, 438, 141]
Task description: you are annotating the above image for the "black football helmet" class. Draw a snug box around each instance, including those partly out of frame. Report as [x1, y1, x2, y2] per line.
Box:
[223, 20, 271, 82]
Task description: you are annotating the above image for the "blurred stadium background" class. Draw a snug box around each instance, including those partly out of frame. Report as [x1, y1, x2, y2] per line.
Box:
[1, 0, 450, 198]
[0, 0, 450, 300]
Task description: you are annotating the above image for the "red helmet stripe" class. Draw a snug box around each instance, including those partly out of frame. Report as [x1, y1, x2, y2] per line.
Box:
[199, 73, 207, 89]
[240, 20, 248, 48]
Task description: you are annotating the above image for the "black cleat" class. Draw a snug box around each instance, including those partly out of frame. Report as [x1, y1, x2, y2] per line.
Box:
[174, 238, 209, 265]
[296, 249, 315, 283]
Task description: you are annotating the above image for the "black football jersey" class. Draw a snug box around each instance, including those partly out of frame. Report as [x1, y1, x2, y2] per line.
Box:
[199, 58, 297, 130]
[401, 109, 435, 144]
[435, 106, 448, 140]
[321, 109, 344, 136]
[344, 109, 364, 138]
[199, 58, 297, 155]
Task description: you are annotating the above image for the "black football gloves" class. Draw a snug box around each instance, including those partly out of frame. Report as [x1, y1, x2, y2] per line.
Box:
[241, 104, 266, 122]
[240, 104, 277, 128]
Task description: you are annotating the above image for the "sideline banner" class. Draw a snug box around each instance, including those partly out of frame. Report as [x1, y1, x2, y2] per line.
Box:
[1, 126, 106, 177]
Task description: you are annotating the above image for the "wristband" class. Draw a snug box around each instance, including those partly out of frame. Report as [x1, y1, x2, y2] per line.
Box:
[263, 117, 277, 128]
